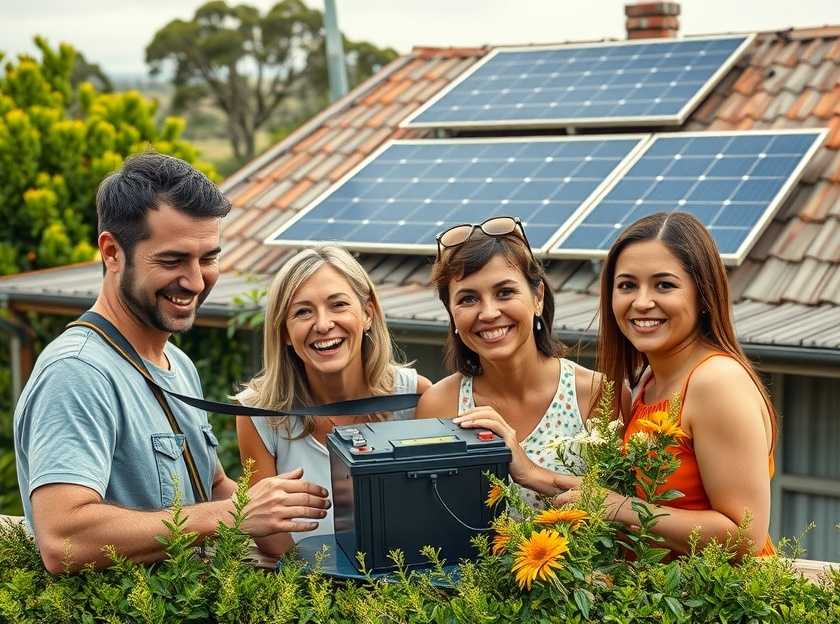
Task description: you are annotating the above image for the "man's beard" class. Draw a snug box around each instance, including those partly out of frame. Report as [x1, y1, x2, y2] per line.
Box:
[119, 263, 208, 334]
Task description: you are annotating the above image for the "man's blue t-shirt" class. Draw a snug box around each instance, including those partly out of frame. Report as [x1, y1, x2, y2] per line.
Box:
[14, 326, 220, 528]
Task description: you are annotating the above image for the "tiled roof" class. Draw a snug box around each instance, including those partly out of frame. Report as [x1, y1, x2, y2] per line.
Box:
[2, 29, 839, 354]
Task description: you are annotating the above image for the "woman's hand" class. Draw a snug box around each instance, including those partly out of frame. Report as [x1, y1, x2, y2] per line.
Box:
[453, 406, 539, 486]
[552, 473, 635, 523]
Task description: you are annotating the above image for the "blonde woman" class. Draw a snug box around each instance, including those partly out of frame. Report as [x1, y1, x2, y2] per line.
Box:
[236, 246, 431, 556]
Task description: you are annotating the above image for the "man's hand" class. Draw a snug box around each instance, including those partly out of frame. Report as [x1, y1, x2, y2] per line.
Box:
[240, 467, 331, 537]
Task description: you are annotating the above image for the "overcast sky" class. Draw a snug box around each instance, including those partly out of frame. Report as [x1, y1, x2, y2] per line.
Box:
[2, 1, 839, 76]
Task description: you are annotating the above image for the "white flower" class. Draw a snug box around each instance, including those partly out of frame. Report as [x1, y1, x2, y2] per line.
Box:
[607, 419, 622, 435]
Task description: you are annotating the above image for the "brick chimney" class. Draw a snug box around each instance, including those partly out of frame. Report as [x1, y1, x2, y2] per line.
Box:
[625, 2, 681, 39]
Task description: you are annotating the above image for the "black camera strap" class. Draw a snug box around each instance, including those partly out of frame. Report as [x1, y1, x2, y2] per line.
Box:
[67, 311, 422, 503]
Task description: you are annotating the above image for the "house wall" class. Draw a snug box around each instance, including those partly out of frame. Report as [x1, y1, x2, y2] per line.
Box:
[772, 371, 840, 562]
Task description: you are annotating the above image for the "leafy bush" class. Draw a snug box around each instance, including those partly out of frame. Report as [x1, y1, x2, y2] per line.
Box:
[1, 465, 838, 623]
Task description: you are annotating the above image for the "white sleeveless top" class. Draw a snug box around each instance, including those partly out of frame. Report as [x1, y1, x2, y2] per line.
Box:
[237, 366, 418, 542]
[457, 358, 585, 508]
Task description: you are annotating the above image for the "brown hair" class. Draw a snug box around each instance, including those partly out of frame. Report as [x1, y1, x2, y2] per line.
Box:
[432, 231, 566, 376]
[596, 212, 777, 440]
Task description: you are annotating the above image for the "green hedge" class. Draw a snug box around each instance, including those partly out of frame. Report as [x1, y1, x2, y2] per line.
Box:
[1, 476, 837, 623]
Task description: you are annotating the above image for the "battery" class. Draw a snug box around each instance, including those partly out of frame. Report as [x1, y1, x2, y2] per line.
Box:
[327, 418, 511, 573]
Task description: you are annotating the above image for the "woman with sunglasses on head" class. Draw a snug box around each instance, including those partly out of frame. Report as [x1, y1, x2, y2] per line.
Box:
[417, 217, 606, 507]
[236, 246, 431, 556]
[553, 212, 776, 557]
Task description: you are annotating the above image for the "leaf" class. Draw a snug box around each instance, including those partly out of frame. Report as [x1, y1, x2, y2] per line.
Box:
[664, 596, 685, 620]
[657, 489, 684, 501]
[573, 588, 591, 619]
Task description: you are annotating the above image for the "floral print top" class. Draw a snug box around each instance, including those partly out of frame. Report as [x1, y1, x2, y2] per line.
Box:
[457, 358, 586, 508]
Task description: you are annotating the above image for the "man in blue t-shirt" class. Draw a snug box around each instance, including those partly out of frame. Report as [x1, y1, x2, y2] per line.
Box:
[14, 153, 330, 573]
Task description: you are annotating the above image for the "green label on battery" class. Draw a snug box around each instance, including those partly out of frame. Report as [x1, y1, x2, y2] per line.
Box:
[392, 435, 459, 447]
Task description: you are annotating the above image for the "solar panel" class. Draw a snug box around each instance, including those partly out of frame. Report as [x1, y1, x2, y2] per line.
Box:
[264, 137, 648, 255]
[548, 130, 827, 265]
[403, 35, 753, 130]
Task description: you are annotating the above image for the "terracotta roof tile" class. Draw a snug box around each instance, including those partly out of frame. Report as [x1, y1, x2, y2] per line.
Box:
[275, 179, 314, 209]
[328, 151, 366, 183]
[294, 126, 331, 153]
[823, 148, 840, 183]
[826, 38, 840, 61]
[241, 209, 285, 240]
[787, 63, 819, 94]
[768, 219, 822, 261]
[253, 212, 294, 245]
[415, 78, 450, 103]
[335, 126, 376, 155]
[764, 65, 793, 95]
[826, 115, 840, 148]
[742, 91, 772, 119]
[742, 257, 799, 303]
[748, 220, 785, 260]
[751, 37, 779, 68]
[249, 180, 290, 210]
[808, 60, 840, 91]
[776, 40, 802, 67]
[813, 86, 840, 119]
[787, 89, 822, 119]
[734, 66, 764, 94]
[251, 246, 293, 274]
[335, 105, 369, 128]
[350, 105, 381, 128]
[366, 102, 404, 128]
[307, 153, 347, 182]
[818, 266, 840, 304]
[230, 177, 276, 208]
[762, 90, 798, 121]
[397, 80, 429, 103]
[220, 239, 259, 273]
[444, 57, 479, 80]
[388, 58, 427, 82]
[362, 81, 397, 106]
[359, 127, 394, 154]
[728, 259, 762, 300]
[691, 92, 726, 125]
[322, 126, 360, 153]
[223, 208, 258, 240]
[782, 258, 833, 304]
[799, 38, 829, 65]
[291, 179, 331, 210]
[807, 218, 840, 261]
[380, 79, 413, 105]
[425, 57, 462, 81]
[717, 92, 748, 123]
[798, 180, 840, 221]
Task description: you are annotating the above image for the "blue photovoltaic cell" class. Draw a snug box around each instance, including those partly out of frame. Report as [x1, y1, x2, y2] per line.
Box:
[406, 36, 749, 128]
[550, 132, 824, 259]
[267, 138, 644, 252]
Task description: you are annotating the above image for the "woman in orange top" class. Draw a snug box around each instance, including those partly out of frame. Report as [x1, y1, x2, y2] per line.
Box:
[554, 212, 776, 557]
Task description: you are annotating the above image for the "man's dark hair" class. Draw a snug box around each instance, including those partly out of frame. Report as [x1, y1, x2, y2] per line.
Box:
[96, 152, 231, 263]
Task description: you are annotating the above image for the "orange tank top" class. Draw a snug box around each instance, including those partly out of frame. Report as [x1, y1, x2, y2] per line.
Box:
[622, 352, 775, 556]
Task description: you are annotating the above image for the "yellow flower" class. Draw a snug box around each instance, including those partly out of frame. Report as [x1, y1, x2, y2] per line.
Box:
[637, 410, 687, 440]
[534, 508, 589, 528]
[485, 483, 504, 508]
[492, 524, 511, 555]
[511, 530, 568, 590]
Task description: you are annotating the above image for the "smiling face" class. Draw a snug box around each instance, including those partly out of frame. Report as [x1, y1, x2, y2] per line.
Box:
[119, 203, 221, 334]
[285, 264, 372, 378]
[448, 254, 543, 365]
[611, 239, 701, 357]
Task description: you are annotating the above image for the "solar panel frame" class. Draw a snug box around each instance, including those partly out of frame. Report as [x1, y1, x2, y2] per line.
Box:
[263, 135, 652, 256]
[546, 129, 828, 266]
[401, 34, 755, 130]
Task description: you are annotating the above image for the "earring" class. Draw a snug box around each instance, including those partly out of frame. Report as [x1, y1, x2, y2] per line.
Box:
[454, 328, 459, 335]
[535, 315, 542, 331]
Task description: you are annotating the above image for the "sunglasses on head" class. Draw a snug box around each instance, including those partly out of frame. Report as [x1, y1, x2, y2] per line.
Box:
[435, 216, 534, 261]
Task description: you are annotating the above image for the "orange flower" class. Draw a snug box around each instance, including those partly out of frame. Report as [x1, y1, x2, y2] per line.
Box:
[485, 483, 504, 508]
[637, 410, 687, 440]
[511, 530, 568, 590]
[492, 522, 512, 555]
[534, 508, 589, 528]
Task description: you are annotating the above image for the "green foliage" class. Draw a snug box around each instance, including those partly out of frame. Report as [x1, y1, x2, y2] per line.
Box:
[0, 36, 218, 275]
[0, 497, 837, 622]
[146, 0, 397, 163]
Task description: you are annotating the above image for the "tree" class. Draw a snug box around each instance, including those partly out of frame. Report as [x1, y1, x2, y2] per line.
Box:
[146, 0, 398, 163]
[0, 37, 218, 275]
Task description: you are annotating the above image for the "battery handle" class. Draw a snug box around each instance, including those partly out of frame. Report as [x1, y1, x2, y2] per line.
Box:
[406, 468, 459, 479]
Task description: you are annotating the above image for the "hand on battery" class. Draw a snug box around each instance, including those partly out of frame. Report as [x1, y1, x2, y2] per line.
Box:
[453, 406, 536, 486]
[240, 467, 331, 537]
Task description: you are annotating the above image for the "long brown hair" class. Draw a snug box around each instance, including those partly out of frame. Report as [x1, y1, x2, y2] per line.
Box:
[432, 231, 566, 376]
[596, 212, 777, 439]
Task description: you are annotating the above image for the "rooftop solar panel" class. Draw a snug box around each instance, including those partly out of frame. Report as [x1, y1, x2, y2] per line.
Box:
[403, 35, 753, 130]
[264, 137, 648, 255]
[548, 130, 827, 265]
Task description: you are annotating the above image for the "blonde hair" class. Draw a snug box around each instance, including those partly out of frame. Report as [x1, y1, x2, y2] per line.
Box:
[241, 246, 403, 438]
